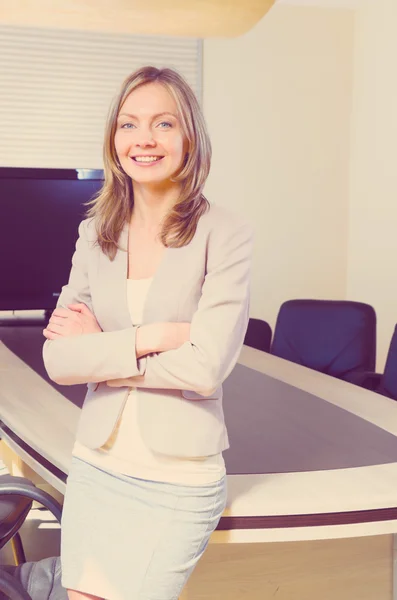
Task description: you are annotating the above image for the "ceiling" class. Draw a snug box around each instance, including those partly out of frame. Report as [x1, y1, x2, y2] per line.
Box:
[0, 0, 276, 37]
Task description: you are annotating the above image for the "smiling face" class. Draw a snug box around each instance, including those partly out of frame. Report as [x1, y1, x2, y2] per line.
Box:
[114, 82, 186, 188]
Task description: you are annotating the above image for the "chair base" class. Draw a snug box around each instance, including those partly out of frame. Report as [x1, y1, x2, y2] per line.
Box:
[11, 533, 26, 565]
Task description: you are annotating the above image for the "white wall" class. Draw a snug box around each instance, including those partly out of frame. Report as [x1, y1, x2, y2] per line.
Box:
[10, 3, 394, 368]
[203, 5, 355, 330]
[347, 0, 397, 368]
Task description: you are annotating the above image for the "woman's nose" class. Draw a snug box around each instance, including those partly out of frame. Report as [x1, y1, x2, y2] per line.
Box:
[135, 128, 156, 147]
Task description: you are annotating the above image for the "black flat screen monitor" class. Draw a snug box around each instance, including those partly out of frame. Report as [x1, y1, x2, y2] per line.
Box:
[0, 167, 104, 311]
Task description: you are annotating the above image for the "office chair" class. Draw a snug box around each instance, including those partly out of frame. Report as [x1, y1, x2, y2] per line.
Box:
[244, 318, 272, 352]
[270, 299, 376, 384]
[0, 475, 62, 598]
[358, 325, 397, 399]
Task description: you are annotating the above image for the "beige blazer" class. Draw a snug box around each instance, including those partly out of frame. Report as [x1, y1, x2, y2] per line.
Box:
[43, 204, 254, 457]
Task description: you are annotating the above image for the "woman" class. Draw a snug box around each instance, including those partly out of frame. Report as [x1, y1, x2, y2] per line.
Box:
[43, 66, 253, 600]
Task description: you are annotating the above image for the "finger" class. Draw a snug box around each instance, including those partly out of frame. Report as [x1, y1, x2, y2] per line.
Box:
[67, 303, 88, 310]
[46, 323, 64, 334]
[68, 303, 91, 315]
[48, 315, 67, 326]
[52, 307, 73, 318]
[50, 311, 80, 326]
[43, 328, 62, 340]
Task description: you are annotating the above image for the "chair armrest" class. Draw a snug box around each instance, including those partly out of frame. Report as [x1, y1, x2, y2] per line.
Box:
[343, 371, 381, 391]
[0, 569, 33, 600]
[0, 483, 62, 524]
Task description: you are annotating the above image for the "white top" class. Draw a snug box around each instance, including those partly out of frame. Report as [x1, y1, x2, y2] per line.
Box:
[73, 277, 226, 484]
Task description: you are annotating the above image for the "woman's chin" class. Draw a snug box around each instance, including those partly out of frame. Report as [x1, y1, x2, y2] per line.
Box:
[132, 175, 169, 186]
[129, 170, 180, 189]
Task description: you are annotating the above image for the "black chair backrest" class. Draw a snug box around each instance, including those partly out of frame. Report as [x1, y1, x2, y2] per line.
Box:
[244, 318, 272, 353]
[270, 299, 376, 378]
[380, 325, 397, 400]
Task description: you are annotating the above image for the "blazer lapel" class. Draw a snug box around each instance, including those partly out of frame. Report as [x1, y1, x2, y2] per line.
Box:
[96, 223, 132, 330]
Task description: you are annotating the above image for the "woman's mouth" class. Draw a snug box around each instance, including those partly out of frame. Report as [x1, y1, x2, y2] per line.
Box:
[131, 155, 164, 165]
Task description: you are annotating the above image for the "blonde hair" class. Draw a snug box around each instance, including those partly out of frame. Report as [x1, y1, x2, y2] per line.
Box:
[86, 66, 211, 260]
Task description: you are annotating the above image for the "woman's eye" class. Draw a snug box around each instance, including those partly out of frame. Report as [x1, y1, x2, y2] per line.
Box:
[158, 121, 172, 129]
[121, 123, 136, 129]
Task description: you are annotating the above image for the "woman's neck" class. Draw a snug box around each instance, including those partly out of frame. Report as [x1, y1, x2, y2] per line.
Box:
[131, 181, 181, 230]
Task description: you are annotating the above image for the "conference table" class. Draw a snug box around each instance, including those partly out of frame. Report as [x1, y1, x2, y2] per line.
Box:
[1, 328, 397, 600]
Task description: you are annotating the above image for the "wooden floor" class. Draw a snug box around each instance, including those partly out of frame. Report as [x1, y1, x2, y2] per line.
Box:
[180, 534, 393, 600]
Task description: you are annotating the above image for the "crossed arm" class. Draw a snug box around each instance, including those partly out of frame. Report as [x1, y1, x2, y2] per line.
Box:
[43, 304, 191, 359]
[42, 218, 254, 396]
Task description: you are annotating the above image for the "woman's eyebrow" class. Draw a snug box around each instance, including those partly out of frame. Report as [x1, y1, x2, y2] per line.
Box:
[117, 112, 178, 120]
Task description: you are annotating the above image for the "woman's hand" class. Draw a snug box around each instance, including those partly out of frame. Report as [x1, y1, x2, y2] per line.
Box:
[43, 303, 102, 340]
[136, 322, 191, 358]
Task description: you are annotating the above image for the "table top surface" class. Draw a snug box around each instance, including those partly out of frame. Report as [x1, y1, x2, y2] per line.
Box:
[2, 332, 397, 543]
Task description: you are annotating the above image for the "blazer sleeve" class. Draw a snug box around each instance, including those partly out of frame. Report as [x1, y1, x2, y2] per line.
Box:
[42, 220, 145, 385]
[107, 218, 254, 396]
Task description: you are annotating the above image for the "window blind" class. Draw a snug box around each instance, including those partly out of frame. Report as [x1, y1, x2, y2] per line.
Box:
[0, 25, 202, 169]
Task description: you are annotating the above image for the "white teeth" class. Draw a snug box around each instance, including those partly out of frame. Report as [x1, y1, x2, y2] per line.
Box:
[134, 156, 162, 163]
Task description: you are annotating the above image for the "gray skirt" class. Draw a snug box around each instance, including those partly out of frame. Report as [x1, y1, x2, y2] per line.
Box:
[61, 456, 227, 600]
